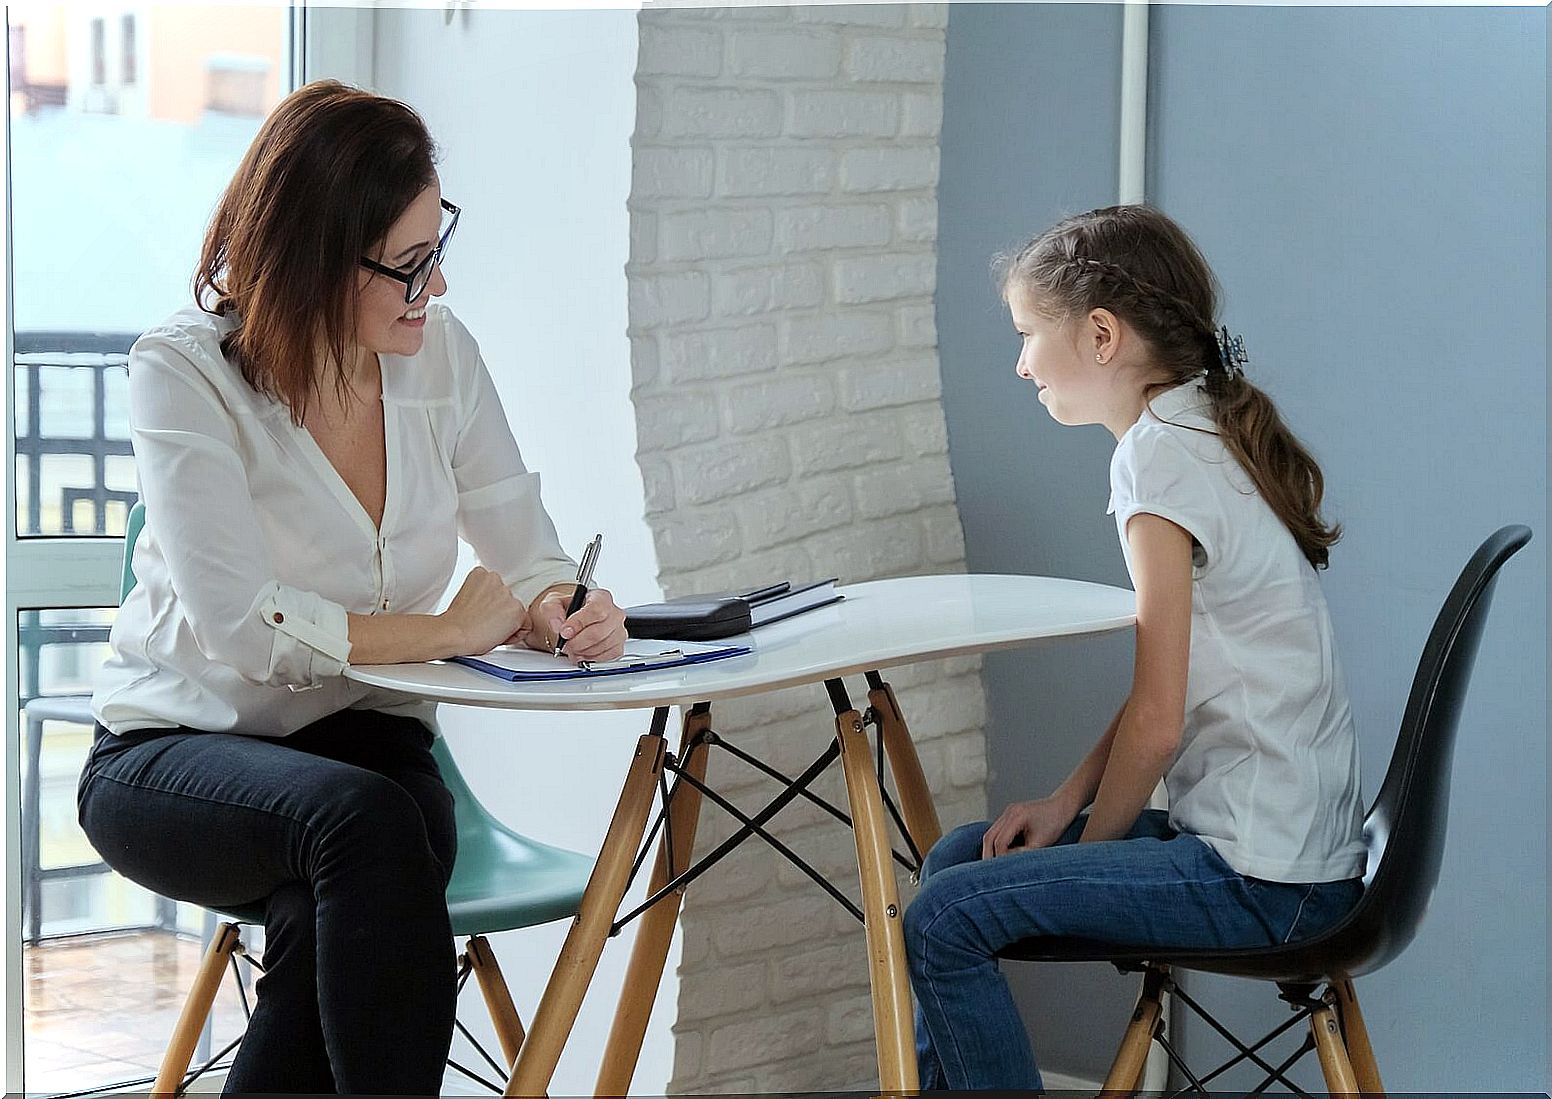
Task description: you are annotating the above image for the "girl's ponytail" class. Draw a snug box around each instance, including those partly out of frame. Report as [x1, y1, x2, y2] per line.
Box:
[1202, 369, 1341, 569]
[999, 204, 1341, 569]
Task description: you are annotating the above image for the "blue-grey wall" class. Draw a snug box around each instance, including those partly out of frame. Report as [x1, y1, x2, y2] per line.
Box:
[937, 3, 1547, 1090]
[937, 4, 1145, 1081]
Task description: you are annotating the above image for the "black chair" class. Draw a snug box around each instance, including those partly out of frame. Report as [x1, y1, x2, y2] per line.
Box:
[999, 524, 1533, 1096]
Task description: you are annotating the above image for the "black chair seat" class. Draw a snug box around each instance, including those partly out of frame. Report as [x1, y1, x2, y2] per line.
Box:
[1002, 854, 1413, 984]
[1000, 922, 1372, 984]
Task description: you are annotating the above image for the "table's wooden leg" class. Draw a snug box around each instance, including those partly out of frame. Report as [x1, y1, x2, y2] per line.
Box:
[505, 730, 667, 1097]
[595, 704, 713, 1096]
[832, 685, 919, 1094]
[866, 672, 942, 860]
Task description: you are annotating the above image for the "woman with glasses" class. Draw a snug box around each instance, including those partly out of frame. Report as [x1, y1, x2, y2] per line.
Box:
[76, 80, 627, 1093]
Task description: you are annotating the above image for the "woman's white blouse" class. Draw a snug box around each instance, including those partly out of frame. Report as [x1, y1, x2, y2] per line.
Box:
[92, 303, 577, 738]
[1108, 381, 1366, 884]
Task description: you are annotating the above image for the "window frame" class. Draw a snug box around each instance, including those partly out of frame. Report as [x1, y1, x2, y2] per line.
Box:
[0, 5, 347, 1088]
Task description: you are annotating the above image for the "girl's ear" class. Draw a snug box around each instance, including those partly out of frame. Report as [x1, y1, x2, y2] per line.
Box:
[1089, 307, 1121, 364]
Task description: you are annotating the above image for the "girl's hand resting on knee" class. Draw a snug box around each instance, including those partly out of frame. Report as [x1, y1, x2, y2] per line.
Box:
[982, 796, 1079, 859]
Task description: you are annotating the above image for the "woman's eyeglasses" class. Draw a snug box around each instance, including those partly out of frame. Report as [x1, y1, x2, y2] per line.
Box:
[360, 199, 460, 304]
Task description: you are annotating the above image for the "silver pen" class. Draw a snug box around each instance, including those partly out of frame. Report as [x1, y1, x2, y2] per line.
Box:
[553, 534, 603, 656]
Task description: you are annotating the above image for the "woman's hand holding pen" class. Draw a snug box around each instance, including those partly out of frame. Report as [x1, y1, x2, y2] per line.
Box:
[440, 566, 530, 656]
[522, 587, 628, 663]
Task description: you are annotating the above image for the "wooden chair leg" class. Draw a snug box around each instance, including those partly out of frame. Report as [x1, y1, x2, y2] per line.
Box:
[467, 935, 527, 1069]
[595, 705, 713, 1096]
[868, 676, 942, 858]
[1311, 992, 1362, 1097]
[153, 922, 243, 1097]
[1334, 978, 1385, 1095]
[835, 707, 918, 1094]
[1100, 965, 1168, 1096]
[506, 733, 666, 1097]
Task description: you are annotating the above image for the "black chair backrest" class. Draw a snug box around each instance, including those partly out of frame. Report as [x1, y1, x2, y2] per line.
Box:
[1349, 525, 1532, 972]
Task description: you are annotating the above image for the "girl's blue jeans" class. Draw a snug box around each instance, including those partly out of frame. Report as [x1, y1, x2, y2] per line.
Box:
[904, 809, 1364, 1092]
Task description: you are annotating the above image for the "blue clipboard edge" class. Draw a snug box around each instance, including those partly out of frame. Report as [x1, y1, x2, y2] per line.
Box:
[448, 643, 753, 683]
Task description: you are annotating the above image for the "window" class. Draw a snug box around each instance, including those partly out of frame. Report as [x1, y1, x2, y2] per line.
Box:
[6, 6, 299, 1092]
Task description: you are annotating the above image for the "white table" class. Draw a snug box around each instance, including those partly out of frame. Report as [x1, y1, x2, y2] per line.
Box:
[348, 574, 1135, 1095]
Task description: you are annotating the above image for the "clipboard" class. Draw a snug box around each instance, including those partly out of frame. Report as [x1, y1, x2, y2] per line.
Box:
[449, 638, 752, 682]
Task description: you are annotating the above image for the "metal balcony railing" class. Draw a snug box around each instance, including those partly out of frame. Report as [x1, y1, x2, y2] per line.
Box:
[13, 329, 176, 944]
[14, 330, 139, 538]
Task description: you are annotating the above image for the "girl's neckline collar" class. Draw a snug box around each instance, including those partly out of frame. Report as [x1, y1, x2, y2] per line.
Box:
[1137, 377, 1212, 428]
[1113, 377, 1213, 444]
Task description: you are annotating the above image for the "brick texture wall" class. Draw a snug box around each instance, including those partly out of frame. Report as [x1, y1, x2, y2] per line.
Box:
[626, 4, 989, 1091]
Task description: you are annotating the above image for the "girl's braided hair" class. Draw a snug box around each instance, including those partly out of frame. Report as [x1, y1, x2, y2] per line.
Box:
[997, 204, 1340, 569]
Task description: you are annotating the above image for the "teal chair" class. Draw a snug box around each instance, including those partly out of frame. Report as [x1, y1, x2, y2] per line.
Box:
[99, 504, 597, 1095]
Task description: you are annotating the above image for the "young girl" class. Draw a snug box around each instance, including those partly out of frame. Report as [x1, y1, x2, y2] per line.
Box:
[903, 205, 1366, 1091]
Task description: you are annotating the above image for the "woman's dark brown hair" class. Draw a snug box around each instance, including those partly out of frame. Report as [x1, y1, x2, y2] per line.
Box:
[998, 204, 1341, 569]
[195, 80, 438, 424]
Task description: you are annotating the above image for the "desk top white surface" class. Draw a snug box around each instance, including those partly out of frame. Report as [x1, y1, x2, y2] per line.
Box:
[345, 573, 1136, 712]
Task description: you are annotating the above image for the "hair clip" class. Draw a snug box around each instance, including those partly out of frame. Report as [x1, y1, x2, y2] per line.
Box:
[1215, 326, 1248, 378]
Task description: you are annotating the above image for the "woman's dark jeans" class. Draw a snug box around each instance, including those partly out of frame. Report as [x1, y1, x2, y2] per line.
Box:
[77, 709, 458, 1095]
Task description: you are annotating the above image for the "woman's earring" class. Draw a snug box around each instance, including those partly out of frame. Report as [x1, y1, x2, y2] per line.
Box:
[1095, 353, 1104, 363]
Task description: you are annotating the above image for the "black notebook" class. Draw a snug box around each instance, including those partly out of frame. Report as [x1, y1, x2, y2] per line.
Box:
[626, 579, 842, 641]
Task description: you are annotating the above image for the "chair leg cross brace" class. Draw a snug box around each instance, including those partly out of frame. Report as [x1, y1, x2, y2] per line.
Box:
[450, 1016, 510, 1092]
[449, 957, 510, 1086]
[1113, 966, 1373, 1099]
[1167, 978, 1323, 1095]
[1243, 1034, 1319, 1098]
[446, 1053, 507, 1095]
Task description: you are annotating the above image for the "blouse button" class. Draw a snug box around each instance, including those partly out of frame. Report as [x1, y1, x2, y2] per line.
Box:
[272, 612, 285, 624]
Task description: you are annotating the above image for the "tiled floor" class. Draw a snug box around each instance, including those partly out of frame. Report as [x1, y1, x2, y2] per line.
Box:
[23, 928, 252, 1097]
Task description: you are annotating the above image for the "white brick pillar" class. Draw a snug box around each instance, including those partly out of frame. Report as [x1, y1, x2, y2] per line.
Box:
[627, 5, 989, 1091]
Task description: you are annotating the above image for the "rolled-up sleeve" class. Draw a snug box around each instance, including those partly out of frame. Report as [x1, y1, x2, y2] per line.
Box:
[129, 333, 353, 688]
[445, 317, 578, 608]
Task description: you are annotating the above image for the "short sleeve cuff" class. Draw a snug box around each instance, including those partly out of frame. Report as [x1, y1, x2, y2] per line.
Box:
[1112, 501, 1216, 572]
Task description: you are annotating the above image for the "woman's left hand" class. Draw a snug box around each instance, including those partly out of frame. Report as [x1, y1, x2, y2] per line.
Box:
[521, 586, 628, 663]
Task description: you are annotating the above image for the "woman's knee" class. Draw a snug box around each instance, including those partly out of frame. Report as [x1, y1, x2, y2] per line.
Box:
[310, 771, 441, 875]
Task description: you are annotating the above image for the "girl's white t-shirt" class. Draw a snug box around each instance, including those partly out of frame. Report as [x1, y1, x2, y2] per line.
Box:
[1108, 380, 1366, 883]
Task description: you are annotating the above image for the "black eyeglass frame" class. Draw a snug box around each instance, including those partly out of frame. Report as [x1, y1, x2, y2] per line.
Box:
[359, 199, 460, 304]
